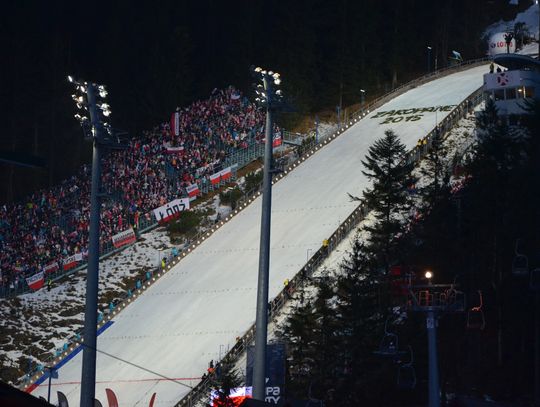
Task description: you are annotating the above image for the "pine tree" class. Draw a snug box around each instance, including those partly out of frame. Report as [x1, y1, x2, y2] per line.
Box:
[361, 129, 415, 271]
[419, 128, 450, 208]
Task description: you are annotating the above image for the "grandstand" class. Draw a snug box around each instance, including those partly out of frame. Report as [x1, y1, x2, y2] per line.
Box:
[0, 86, 280, 298]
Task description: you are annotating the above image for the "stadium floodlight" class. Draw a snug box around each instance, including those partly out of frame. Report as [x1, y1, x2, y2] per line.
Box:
[250, 65, 284, 402]
[67, 75, 125, 407]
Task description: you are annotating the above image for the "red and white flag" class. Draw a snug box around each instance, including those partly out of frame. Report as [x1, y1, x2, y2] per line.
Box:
[63, 253, 83, 271]
[44, 261, 59, 274]
[209, 167, 232, 186]
[273, 131, 282, 147]
[170, 111, 180, 137]
[26, 271, 45, 291]
[186, 183, 200, 200]
[153, 198, 190, 223]
[210, 386, 252, 407]
[165, 146, 184, 154]
[111, 228, 137, 249]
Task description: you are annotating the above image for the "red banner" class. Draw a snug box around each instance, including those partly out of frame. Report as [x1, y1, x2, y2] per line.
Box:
[112, 228, 136, 249]
[43, 261, 59, 274]
[273, 131, 282, 147]
[63, 253, 83, 271]
[26, 271, 44, 291]
[209, 167, 232, 186]
[186, 183, 200, 200]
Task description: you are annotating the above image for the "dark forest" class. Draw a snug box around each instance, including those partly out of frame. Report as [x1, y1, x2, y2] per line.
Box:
[0, 0, 530, 202]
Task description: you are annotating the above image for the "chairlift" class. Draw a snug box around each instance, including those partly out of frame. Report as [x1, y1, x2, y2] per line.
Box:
[467, 290, 486, 330]
[445, 285, 465, 312]
[397, 346, 417, 390]
[530, 268, 540, 290]
[373, 319, 403, 358]
[512, 239, 529, 276]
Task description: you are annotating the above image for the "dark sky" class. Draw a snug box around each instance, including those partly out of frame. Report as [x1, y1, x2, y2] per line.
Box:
[0, 0, 529, 202]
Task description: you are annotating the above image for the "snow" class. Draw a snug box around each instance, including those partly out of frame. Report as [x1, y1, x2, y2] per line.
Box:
[484, 3, 539, 39]
[26, 64, 488, 406]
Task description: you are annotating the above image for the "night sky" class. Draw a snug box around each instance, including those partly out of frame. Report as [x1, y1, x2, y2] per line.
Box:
[0, 0, 529, 202]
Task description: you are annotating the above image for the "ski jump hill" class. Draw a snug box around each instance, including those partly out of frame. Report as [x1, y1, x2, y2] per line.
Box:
[29, 61, 489, 406]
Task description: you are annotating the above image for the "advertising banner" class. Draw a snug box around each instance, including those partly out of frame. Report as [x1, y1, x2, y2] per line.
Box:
[112, 228, 137, 249]
[63, 253, 83, 271]
[153, 198, 190, 223]
[26, 271, 44, 291]
[246, 343, 285, 404]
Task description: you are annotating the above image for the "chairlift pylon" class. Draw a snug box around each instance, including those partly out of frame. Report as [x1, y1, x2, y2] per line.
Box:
[512, 239, 529, 276]
[467, 290, 486, 330]
[397, 346, 416, 390]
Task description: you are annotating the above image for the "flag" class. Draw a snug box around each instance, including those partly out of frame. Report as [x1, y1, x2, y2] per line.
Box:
[170, 111, 180, 137]
[210, 386, 252, 407]
[165, 146, 184, 154]
[186, 183, 200, 200]
[273, 131, 282, 147]
[26, 271, 44, 291]
[44, 261, 59, 274]
[111, 228, 136, 249]
[153, 198, 190, 223]
[209, 167, 232, 186]
[63, 253, 83, 271]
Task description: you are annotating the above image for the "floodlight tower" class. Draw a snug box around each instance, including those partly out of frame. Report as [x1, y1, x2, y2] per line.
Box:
[251, 66, 283, 401]
[408, 271, 465, 407]
[68, 75, 116, 407]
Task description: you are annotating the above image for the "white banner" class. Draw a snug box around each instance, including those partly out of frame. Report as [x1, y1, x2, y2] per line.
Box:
[485, 70, 521, 88]
[153, 198, 190, 223]
[112, 227, 137, 249]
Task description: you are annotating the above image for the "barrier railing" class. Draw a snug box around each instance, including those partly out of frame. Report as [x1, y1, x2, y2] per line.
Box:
[23, 59, 487, 392]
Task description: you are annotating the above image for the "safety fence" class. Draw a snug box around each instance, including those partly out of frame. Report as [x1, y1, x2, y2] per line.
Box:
[23, 58, 487, 392]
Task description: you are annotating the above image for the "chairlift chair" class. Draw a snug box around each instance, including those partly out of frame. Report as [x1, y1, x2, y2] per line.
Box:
[373, 319, 404, 358]
[397, 346, 417, 390]
[512, 239, 529, 276]
[466, 290, 486, 330]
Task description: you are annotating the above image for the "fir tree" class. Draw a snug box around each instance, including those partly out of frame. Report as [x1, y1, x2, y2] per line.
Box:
[361, 129, 415, 271]
[419, 127, 450, 208]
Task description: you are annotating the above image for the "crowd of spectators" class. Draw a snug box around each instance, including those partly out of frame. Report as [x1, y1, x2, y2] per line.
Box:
[0, 86, 275, 293]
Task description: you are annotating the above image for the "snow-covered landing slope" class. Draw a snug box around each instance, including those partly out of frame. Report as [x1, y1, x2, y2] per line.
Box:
[31, 64, 488, 406]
